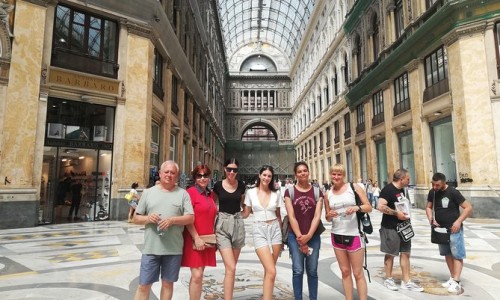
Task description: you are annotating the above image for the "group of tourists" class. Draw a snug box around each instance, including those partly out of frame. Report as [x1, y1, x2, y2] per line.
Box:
[131, 158, 472, 300]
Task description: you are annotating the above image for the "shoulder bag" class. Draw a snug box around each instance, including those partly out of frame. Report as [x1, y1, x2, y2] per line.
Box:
[431, 191, 451, 244]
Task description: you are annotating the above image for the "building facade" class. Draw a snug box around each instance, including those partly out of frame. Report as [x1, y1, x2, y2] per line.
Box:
[292, 0, 500, 217]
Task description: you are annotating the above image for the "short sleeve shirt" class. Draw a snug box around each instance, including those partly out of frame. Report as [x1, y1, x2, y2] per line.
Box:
[284, 186, 323, 235]
[244, 187, 282, 221]
[213, 180, 246, 214]
[135, 185, 194, 255]
[427, 187, 465, 228]
[380, 183, 408, 229]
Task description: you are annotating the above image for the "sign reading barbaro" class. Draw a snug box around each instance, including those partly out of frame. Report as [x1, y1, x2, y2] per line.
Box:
[48, 68, 120, 95]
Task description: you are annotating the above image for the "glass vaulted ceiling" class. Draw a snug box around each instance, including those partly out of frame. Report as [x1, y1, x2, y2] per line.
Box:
[217, 0, 316, 63]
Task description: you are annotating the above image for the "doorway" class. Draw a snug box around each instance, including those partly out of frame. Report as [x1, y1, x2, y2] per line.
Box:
[41, 147, 112, 224]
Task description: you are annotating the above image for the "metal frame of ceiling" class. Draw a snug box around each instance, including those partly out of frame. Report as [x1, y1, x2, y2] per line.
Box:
[216, 0, 316, 62]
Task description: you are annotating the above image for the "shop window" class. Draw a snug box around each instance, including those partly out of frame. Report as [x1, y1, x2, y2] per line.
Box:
[150, 123, 160, 167]
[376, 140, 388, 187]
[398, 130, 416, 185]
[170, 133, 176, 160]
[431, 117, 457, 186]
[45, 98, 114, 144]
[346, 150, 353, 182]
[52, 4, 119, 78]
[394, 72, 410, 115]
[372, 90, 384, 126]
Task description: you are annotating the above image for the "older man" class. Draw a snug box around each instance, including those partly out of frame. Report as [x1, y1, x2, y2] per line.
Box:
[377, 169, 423, 292]
[425, 172, 472, 294]
[133, 160, 194, 300]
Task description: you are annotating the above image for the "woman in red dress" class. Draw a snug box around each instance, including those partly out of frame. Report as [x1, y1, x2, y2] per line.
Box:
[181, 164, 218, 300]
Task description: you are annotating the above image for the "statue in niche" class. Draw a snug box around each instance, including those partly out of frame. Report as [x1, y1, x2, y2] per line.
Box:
[0, 0, 14, 37]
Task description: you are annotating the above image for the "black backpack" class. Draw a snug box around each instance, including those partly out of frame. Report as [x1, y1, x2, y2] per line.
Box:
[350, 182, 372, 282]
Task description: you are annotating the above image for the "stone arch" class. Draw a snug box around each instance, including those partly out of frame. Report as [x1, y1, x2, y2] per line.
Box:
[239, 118, 280, 140]
[0, 23, 11, 59]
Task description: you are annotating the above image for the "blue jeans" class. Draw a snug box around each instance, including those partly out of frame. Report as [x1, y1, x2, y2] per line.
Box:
[287, 231, 321, 300]
[439, 226, 466, 259]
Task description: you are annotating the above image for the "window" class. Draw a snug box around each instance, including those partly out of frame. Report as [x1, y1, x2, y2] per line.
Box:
[424, 46, 449, 101]
[334, 120, 340, 144]
[324, 87, 329, 105]
[395, 0, 404, 39]
[495, 22, 500, 78]
[372, 90, 384, 126]
[426, 0, 438, 9]
[52, 4, 118, 78]
[309, 140, 312, 155]
[150, 123, 160, 167]
[356, 103, 365, 134]
[333, 70, 339, 96]
[153, 48, 164, 99]
[314, 136, 317, 153]
[344, 113, 351, 139]
[319, 132, 323, 150]
[343, 53, 349, 85]
[171, 75, 179, 114]
[242, 125, 277, 141]
[394, 72, 410, 115]
[355, 35, 362, 76]
[326, 126, 331, 147]
[372, 14, 379, 60]
[170, 133, 176, 160]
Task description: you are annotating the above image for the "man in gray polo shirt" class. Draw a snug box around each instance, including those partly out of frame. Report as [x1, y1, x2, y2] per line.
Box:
[133, 160, 194, 300]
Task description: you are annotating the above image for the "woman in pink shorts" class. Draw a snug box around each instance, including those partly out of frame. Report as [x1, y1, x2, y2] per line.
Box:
[324, 164, 371, 300]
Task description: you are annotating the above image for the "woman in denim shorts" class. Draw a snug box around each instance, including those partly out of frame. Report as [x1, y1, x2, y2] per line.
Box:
[241, 165, 283, 300]
[324, 164, 372, 300]
[213, 158, 246, 300]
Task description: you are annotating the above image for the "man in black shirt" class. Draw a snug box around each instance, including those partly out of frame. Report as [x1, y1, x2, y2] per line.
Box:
[377, 169, 423, 292]
[425, 172, 472, 294]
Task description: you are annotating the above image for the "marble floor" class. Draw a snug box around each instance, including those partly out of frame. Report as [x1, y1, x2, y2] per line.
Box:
[1, 208, 499, 300]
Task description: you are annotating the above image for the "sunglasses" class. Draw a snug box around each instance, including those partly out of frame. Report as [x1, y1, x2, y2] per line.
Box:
[195, 173, 209, 179]
[225, 167, 239, 173]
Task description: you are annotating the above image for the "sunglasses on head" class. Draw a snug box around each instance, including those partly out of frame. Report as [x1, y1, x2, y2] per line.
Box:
[195, 173, 209, 179]
[225, 167, 238, 173]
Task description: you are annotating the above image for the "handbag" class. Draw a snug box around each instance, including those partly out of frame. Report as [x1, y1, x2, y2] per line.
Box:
[396, 219, 414, 242]
[193, 234, 216, 249]
[431, 191, 450, 244]
[124, 192, 133, 201]
[315, 220, 326, 235]
[431, 226, 450, 244]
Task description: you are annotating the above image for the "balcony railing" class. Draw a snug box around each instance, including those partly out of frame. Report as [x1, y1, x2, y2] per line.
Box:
[423, 80, 449, 102]
[372, 113, 385, 127]
[394, 98, 411, 116]
[52, 48, 118, 79]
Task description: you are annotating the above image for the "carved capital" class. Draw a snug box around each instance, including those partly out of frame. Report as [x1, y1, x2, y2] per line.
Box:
[123, 21, 153, 40]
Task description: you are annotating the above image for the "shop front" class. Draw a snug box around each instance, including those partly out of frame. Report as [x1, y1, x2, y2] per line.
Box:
[41, 98, 115, 224]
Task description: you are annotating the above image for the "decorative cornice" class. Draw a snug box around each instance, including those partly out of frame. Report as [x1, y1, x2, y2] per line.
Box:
[123, 21, 153, 40]
[405, 59, 419, 72]
[23, 0, 50, 7]
[442, 21, 487, 46]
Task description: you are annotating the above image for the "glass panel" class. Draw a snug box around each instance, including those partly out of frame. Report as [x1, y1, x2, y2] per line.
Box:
[376, 141, 388, 187]
[431, 118, 457, 185]
[399, 131, 416, 185]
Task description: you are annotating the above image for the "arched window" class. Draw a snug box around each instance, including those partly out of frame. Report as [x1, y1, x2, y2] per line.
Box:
[355, 35, 362, 76]
[372, 14, 380, 60]
[242, 124, 277, 141]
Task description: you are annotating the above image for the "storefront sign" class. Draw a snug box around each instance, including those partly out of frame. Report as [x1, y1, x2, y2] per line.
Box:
[48, 68, 120, 95]
[45, 138, 113, 150]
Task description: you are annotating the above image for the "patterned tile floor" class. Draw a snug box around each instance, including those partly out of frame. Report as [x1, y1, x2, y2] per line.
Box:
[1, 209, 499, 299]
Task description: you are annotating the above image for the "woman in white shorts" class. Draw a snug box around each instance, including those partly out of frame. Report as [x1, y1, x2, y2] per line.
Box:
[242, 165, 283, 300]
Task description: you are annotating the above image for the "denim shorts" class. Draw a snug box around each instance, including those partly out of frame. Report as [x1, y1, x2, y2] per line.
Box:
[439, 227, 466, 259]
[139, 254, 182, 285]
[331, 234, 363, 252]
[252, 219, 282, 249]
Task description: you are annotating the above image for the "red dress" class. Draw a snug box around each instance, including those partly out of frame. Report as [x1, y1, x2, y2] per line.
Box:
[181, 185, 218, 268]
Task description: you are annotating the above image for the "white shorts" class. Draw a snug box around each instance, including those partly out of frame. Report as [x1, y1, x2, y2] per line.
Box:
[252, 219, 282, 249]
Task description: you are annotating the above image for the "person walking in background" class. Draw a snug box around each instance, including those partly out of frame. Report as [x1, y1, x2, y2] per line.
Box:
[68, 178, 83, 221]
[366, 179, 373, 206]
[212, 158, 246, 300]
[377, 169, 423, 292]
[241, 165, 283, 300]
[425, 172, 472, 294]
[127, 182, 140, 223]
[132, 160, 194, 300]
[284, 161, 323, 300]
[181, 165, 218, 300]
[372, 182, 381, 208]
[324, 164, 371, 300]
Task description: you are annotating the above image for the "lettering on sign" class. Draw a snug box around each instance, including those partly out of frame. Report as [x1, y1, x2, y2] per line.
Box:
[48, 68, 120, 95]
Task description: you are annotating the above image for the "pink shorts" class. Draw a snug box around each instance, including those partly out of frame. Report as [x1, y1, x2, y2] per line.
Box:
[331, 233, 362, 252]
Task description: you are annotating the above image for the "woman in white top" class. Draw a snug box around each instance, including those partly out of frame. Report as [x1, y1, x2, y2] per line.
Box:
[242, 165, 282, 300]
[324, 164, 371, 300]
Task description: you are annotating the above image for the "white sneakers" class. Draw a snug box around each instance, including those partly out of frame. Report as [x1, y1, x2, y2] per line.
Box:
[443, 278, 462, 294]
[400, 280, 424, 292]
[384, 278, 424, 292]
[384, 278, 398, 291]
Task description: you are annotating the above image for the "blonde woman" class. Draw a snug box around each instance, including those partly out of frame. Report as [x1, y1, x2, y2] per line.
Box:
[324, 164, 371, 300]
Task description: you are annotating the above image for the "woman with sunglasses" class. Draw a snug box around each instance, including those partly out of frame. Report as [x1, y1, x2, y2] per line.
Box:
[181, 164, 217, 300]
[284, 161, 324, 300]
[241, 165, 282, 300]
[213, 158, 246, 300]
[324, 163, 371, 300]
